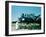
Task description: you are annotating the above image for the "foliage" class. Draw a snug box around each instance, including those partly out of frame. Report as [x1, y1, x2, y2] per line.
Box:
[19, 13, 41, 24]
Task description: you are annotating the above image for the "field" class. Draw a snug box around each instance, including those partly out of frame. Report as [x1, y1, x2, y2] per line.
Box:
[11, 22, 41, 31]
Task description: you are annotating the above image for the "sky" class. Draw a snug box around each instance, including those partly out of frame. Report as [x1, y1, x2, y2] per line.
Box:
[11, 5, 41, 21]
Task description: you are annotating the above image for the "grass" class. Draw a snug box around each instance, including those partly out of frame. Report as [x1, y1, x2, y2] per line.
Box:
[12, 22, 41, 30]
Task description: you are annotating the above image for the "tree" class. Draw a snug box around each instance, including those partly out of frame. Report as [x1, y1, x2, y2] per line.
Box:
[18, 13, 41, 24]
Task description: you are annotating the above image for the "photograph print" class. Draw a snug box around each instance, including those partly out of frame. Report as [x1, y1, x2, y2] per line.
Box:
[5, 1, 45, 36]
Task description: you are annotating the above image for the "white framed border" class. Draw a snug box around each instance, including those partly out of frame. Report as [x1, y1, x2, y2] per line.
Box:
[9, 3, 44, 35]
